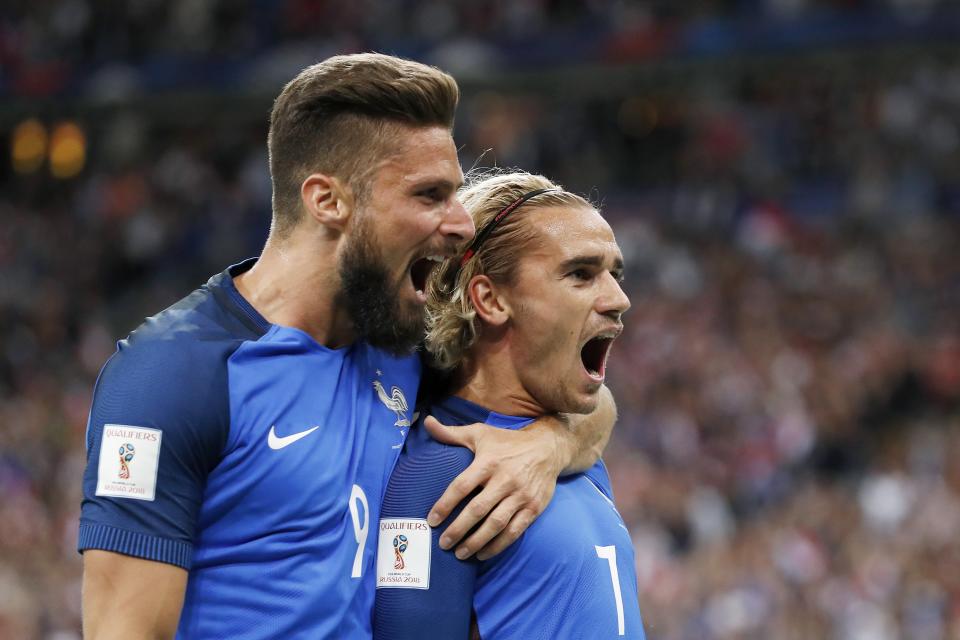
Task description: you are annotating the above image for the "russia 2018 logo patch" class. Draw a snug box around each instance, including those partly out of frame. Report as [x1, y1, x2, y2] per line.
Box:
[377, 518, 431, 589]
[95, 425, 162, 501]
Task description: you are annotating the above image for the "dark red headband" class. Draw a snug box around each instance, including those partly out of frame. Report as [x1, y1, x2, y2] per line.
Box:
[449, 188, 556, 284]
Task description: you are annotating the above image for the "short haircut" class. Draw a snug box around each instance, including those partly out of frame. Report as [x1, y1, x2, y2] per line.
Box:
[426, 170, 594, 371]
[267, 53, 459, 238]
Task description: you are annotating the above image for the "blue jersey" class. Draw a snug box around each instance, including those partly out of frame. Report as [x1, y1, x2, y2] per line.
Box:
[79, 259, 420, 639]
[373, 396, 645, 640]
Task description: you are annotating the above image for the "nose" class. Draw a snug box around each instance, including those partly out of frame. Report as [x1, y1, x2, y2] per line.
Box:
[597, 272, 631, 320]
[440, 197, 476, 245]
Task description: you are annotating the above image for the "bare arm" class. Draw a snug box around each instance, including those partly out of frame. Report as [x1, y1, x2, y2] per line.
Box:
[83, 550, 187, 640]
[423, 385, 617, 561]
[558, 383, 616, 473]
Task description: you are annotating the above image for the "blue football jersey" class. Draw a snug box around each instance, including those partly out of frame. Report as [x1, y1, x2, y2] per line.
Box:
[79, 259, 420, 639]
[373, 396, 645, 640]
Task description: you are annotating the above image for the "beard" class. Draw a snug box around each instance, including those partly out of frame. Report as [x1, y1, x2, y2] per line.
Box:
[337, 217, 425, 356]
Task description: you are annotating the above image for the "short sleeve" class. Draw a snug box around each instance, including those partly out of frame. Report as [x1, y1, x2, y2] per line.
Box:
[78, 334, 233, 569]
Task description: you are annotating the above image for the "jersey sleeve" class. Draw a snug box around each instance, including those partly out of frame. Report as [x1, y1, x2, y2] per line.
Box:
[78, 334, 232, 569]
[373, 440, 480, 639]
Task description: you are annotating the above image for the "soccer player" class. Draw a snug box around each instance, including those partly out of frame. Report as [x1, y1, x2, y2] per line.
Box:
[374, 172, 645, 639]
[79, 55, 616, 639]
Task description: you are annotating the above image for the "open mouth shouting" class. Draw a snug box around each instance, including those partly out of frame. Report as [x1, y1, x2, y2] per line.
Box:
[579, 327, 622, 383]
[407, 255, 445, 303]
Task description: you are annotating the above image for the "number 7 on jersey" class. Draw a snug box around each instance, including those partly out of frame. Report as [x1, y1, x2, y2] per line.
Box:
[595, 544, 626, 636]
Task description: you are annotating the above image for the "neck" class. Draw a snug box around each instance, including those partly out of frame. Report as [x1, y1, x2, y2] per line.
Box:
[234, 230, 355, 347]
[451, 335, 546, 417]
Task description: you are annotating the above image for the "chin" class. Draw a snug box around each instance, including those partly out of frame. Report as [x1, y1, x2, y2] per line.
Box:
[562, 391, 600, 416]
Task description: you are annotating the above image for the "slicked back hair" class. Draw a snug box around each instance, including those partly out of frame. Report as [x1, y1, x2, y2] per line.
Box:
[425, 170, 594, 371]
[267, 53, 459, 238]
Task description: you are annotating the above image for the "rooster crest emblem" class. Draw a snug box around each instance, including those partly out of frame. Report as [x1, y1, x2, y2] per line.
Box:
[373, 380, 410, 427]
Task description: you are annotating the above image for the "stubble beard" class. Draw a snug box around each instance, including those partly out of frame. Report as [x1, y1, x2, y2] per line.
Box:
[337, 217, 425, 356]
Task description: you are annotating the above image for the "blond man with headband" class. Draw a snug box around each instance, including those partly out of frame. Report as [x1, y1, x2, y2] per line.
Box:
[374, 172, 645, 639]
[78, 55, 616, 639]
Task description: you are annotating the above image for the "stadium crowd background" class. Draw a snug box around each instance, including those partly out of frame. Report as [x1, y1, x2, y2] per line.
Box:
[2, 1, 960, 638]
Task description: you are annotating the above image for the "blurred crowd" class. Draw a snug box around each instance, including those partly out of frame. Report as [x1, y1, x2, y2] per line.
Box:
[3, 0, 960, 98]
[2, 4, 960, 639]
[604, 213, 960, 638]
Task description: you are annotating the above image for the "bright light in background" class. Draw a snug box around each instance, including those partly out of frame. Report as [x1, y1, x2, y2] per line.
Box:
[11, 118, 48, 175]
[10, 119, 87, 178]
[49, 121, 87, 179]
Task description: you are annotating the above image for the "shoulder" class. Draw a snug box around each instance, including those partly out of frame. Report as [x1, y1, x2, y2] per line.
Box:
[89, 282, 260, 448]
[582, 460, 616, 501]
[381, 421, 475, 519]
[122, 281, 255, 359]
[404, 410, 477, 474]
[399, 429, 475, 478]
[105, 284, 254, 391]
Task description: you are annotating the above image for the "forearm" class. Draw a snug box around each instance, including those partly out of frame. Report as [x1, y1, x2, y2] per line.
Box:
[83, 550, 187, 640]
[423, 388, 617, 559]
[557, 384, 616, 474]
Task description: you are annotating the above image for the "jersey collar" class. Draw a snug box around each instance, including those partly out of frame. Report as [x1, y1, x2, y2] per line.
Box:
[435, 395, 535, 431]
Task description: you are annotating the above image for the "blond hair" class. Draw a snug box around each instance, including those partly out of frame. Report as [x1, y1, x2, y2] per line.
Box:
[425, 170, 593, 370]
[268, 53, 459, 238]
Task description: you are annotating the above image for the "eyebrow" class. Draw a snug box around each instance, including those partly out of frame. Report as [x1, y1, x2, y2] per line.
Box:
[559, 255, 625, 272]
[409, 178, 462, 194]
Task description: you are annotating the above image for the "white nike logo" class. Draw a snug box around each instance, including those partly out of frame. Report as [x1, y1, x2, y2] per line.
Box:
[267, 425, 320, 450]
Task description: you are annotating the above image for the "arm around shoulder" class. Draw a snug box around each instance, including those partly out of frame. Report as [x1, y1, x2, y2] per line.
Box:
[420, 386, 617, 560]
[83, 550, 187, 639]
[556, 384, 617, 473]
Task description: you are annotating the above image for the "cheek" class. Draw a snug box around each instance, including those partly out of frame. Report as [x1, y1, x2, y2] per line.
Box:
[516, 306, 576, 369]
[406, 209, 441, 238]
[372, 208, 416, 243]
[387, 219, 437, 264]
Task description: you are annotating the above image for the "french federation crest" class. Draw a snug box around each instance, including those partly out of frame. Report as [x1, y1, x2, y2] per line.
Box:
[373, 380, 410, 427]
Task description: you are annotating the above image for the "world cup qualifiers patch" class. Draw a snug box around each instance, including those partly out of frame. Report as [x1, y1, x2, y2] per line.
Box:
[95, 424, 162, 501]
[376, 518, 431, 589]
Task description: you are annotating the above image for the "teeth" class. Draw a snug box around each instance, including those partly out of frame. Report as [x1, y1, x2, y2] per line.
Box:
[426, 255, 444, 263]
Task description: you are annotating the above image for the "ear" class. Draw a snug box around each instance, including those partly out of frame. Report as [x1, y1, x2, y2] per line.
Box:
[467, 275, 511, 327]
[301, 173, 354, 232]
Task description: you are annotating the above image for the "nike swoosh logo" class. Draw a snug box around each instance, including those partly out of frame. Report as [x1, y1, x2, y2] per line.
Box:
[267, 425, 320, 450]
